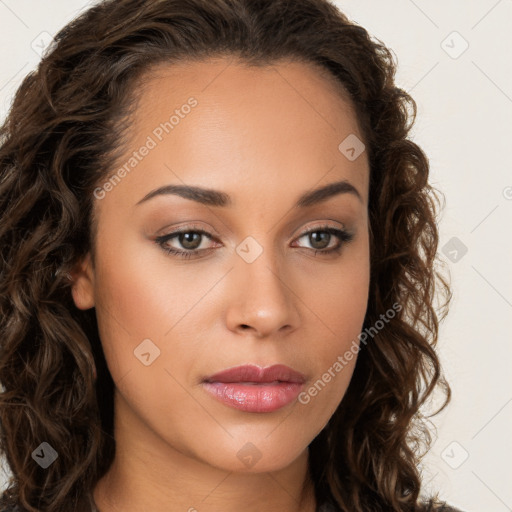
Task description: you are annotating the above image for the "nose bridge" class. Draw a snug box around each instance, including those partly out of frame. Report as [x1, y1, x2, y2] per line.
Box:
[237, 229, 287, 285]
[225, 233, 299, 336]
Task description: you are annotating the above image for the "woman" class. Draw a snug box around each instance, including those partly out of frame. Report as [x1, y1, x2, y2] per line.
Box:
[0, 0, 461, 511]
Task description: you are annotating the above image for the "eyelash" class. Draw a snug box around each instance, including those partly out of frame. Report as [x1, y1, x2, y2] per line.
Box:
[154, 224, 354, 260]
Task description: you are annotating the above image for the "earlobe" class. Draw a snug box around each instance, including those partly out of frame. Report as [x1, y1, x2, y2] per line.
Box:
[69, 253, 95, 310]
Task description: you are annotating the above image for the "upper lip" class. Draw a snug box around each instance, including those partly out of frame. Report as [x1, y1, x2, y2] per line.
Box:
[203, 364, 306, 384]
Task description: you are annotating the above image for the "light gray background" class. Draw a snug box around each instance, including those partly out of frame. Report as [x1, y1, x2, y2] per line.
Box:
[1, 1, 511, 511]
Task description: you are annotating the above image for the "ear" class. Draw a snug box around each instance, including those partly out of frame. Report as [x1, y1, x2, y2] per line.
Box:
[69, 252, 95, 310]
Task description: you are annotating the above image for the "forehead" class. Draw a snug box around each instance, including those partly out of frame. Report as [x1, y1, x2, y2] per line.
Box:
[108, 57, 369, 209]
[134, 57, 362, 141]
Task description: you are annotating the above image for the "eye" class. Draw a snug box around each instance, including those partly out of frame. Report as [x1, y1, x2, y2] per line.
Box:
[155, 226, 218, 260]
[292, 225, 354, 256]
[154, 224, 354, 260]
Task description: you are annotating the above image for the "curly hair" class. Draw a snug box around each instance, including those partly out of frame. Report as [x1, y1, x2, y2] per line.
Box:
[0, 0, 452, 511]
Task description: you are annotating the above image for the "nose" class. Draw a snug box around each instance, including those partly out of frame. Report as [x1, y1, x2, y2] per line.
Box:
[224, 243, 301, 338]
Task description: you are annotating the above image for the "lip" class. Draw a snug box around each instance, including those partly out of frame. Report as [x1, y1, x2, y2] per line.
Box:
[202, 364, 306, 413]
[204, 363, 306, 384]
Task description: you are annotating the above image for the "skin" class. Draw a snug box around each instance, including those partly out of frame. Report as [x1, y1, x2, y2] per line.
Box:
[71, 58, 370, 512]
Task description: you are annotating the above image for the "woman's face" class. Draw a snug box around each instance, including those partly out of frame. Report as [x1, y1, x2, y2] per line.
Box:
[72, 58, 370, 473]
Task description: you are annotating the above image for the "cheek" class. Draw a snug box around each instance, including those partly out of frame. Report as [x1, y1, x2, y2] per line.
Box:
[91, 249, 207, 445]
[90, 231, 207, 385]
[296, 289, 367, 433]
[296, 237, 370, 414]
[303, 233, 370, 346]
[92, 224, 211, 337]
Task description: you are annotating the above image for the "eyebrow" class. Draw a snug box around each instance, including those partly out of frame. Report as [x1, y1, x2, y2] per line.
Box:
[135, 179, 362, 208]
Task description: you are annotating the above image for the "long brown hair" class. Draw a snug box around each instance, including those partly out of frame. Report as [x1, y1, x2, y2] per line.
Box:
[0, 1, 451, 511]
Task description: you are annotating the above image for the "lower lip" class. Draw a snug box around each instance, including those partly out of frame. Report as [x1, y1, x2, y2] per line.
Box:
[202, 381, 303, 413]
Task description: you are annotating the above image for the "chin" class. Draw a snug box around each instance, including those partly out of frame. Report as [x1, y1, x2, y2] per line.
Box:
[195, 432, 310, 474]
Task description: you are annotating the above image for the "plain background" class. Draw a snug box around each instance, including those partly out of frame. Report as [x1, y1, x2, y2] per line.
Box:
[0, 1, 511, 511]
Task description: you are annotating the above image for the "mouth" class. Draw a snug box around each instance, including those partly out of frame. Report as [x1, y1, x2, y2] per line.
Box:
[202, 364, 306, 413]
